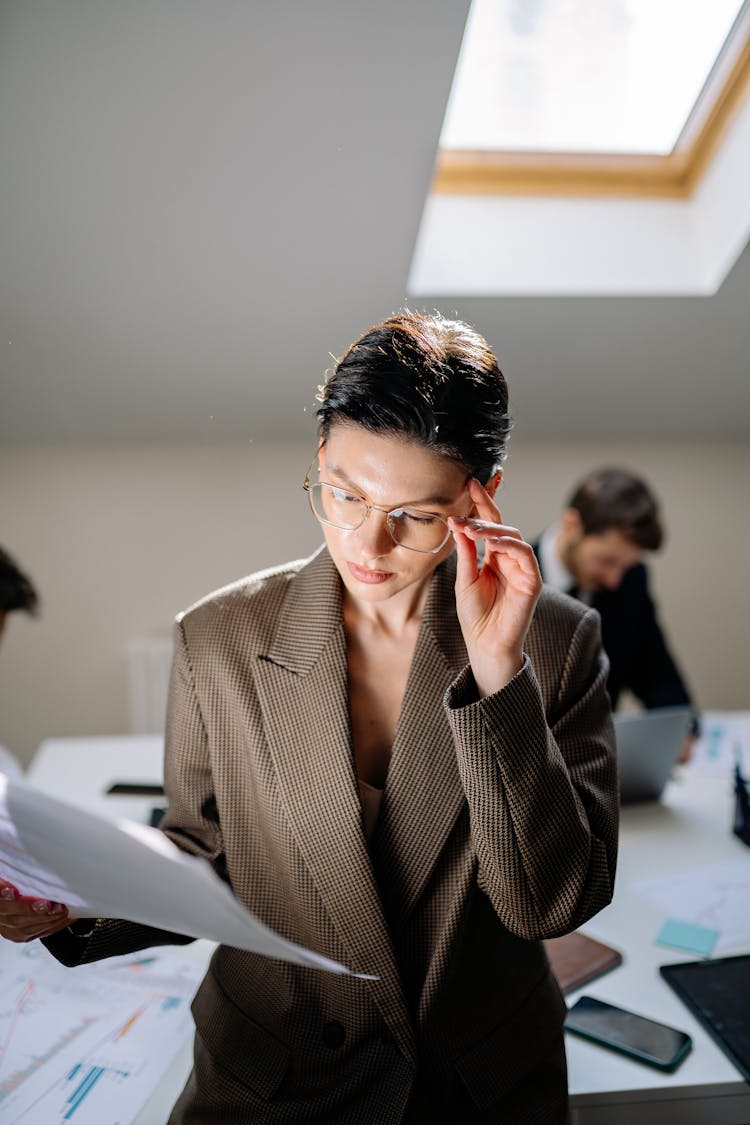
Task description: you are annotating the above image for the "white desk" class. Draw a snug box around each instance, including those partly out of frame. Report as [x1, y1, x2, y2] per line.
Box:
[28, 734, 166, 821]
[568, 768, 750, 1124]
[26, 736, 750, 1125]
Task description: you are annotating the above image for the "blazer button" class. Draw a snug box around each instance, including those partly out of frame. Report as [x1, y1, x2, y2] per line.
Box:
[321, 1021, 346, 1049]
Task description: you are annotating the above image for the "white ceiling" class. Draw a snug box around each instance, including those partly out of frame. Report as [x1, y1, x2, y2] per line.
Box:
[1, 0, 749, 444]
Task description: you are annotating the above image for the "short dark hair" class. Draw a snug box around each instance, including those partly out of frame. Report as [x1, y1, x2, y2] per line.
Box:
[567, 468, 663, 551]
[316, 310, 512, 483]
[0, 547, 40, 615]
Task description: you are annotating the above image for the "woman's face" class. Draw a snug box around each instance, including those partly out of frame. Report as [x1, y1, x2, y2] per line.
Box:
[314, 423, 473, 607]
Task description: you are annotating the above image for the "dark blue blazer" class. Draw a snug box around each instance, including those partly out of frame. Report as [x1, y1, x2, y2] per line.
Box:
[533, 544, 695, 714]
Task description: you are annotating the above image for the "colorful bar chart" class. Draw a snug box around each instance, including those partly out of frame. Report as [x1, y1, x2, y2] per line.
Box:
[0, 942, 205, 1124]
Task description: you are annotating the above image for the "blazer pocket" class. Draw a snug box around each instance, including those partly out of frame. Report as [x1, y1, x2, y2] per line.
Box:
[453, 969, 567, 1112]
[191, 967, 291, 1099]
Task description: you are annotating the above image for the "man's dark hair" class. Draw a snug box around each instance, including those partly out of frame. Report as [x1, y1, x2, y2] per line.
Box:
[316, 309, 512, 484]
[0, 547, 40, 615]
[567, 468, 663, 551]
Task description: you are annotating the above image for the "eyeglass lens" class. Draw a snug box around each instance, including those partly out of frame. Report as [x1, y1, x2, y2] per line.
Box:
[308, 483, 448, 552]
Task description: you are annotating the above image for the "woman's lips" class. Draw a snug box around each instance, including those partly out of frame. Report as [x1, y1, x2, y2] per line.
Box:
[347, 562, 393, 584]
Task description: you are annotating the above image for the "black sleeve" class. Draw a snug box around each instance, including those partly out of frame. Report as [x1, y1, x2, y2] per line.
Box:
[613, 565, 696, 715]
[42, 918, 194, 967]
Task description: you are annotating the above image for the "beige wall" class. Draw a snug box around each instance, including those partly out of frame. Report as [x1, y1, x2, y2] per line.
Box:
[1, 438, 747, 767]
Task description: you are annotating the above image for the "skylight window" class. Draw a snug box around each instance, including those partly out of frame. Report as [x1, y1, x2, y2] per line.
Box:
[441, 0, 745, 156]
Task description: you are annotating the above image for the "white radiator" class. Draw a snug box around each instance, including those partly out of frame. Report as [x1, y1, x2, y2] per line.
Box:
[127, 635, 174, 734]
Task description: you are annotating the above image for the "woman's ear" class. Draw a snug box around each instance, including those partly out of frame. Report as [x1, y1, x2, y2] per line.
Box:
[484, 470, 503, 499]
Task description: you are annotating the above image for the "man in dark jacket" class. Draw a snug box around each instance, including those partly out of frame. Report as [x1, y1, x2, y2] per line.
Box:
[0, 546, 39, 643]
[0, 546, 40, 778]
[533, 468, 699, 761]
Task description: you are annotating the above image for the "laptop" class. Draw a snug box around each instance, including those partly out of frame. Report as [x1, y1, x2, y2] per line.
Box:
[614, 706, 693, 804]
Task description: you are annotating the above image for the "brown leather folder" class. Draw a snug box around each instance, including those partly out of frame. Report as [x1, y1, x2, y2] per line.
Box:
[544, 931, 623, 995]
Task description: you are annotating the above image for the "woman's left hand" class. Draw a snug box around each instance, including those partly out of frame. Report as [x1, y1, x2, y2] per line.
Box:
[449, 478, 542, 698]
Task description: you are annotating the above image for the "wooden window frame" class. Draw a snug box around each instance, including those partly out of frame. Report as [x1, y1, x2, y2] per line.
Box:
[433, 9, 750, 199]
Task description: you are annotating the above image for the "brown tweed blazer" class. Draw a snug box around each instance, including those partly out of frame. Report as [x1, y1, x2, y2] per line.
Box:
[45, 546, 618, 1124]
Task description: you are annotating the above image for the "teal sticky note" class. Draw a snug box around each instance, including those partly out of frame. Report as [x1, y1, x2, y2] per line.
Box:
[656, 918, 719, 957]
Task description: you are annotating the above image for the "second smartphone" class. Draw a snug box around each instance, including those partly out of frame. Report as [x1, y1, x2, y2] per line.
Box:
[565, 995, 693, 1071]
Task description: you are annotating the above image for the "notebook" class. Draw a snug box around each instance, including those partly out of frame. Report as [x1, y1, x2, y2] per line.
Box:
[544, 931, 623, 994]
[614, 706, 692, 804]
[660, 955, 750, 1082]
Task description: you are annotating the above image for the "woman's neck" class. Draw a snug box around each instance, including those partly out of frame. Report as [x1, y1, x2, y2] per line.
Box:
[343, 575, 430, 638]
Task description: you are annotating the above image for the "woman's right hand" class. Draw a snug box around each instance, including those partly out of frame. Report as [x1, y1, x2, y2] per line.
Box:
[0, 878, 72, 943]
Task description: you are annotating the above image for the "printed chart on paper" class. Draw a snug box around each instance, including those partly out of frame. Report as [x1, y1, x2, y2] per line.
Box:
[0, 942, 203, 1124]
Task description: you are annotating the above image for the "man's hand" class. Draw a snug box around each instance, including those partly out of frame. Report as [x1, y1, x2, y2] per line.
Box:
[678, 734, 695, 765]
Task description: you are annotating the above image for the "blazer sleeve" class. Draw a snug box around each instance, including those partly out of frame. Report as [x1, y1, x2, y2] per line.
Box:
[619, 565, 694, 713]
[44, 618, 221, 967]
[443, 606, 618, 941]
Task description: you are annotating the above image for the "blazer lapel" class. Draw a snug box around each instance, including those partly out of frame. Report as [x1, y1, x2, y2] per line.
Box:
[374, 555, 468, 926]
[252, 548, 414, 1057]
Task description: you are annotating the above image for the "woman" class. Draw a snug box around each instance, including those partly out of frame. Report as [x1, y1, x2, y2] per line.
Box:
[0, 311, 618, 1123]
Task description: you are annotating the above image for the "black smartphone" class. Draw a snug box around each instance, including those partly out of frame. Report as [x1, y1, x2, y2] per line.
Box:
[105, 781, 165, 797]
[565, 995, 692, 1071]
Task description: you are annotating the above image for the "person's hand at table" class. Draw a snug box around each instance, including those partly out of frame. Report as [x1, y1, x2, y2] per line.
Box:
[0, 876, 72, 943]
[678, 733, 695, 765]
[449, 477, 543, 699]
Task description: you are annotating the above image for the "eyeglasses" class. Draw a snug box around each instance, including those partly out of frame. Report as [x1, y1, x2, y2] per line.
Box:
[303, 456, 456, 555]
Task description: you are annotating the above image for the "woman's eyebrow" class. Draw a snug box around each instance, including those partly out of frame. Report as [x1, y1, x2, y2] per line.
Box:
[325, 462, 458, 507]
[323, 463, 362, 491]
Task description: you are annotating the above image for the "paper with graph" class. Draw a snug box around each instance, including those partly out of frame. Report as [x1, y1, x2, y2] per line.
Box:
[0, 773, 366, 977]
[0, 941, 204, 1123]
[688, 710, 750, 776]
[634, 857, 750, 953]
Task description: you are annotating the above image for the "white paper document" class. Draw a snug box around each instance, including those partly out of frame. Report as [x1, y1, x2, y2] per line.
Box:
[634, 857, 750, 953]
[0, 772, 368, 978]
[0, 942, 205, 1123]
[688, 710, 750, 776]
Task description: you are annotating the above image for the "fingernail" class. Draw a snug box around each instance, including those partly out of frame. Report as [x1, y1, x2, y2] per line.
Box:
[32, 899, 51, 914]
[50, 901, 67, 914]
[0, 886, 16, 901]
[450, 516, 468, 525]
